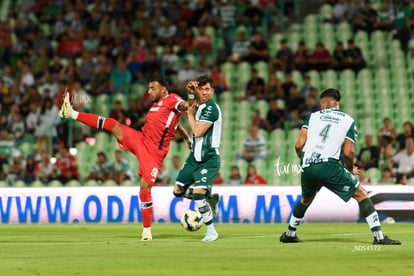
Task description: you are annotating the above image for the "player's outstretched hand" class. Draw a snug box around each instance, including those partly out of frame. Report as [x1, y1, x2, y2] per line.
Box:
[186, 81, 198, 94]
[352, 166, 361, 175]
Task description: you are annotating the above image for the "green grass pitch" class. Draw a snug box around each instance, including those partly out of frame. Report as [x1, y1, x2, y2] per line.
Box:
[0, 223, 412, 276]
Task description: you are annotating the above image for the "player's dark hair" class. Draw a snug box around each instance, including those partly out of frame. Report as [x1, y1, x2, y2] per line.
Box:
[149, 76, 169, 88]
[320, 88, 341, 102]
[196, 75, 213, 87]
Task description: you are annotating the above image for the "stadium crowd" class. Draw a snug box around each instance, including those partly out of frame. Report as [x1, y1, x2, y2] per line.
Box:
[0, 0, 413, 186]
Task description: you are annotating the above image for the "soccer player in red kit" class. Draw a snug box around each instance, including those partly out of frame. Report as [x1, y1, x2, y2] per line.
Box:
[59, 76, 190, 241]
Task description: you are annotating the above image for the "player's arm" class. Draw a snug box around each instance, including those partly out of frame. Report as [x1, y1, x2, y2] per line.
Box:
[295, 127, 308, 158]
[176, 124, 192, 149]
[342, 139, 358, 174]
[187, 102, 212, 138]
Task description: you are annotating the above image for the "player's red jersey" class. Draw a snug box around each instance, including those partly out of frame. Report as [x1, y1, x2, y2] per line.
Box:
[141, 93, 183, 152]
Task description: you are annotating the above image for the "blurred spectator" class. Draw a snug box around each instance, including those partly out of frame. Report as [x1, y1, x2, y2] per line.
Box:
[78, 50, 97, 86]
[126, 39, 146, 77]
[193, 25, 212, 63]
[19, 62, 35, 93]
[225, 165, 243, 185]
[331, 41, 348, 71]
[271, 39, 294, 73]
[110, 58, 132, 94]
[0, 128, 14, 178]
[89, 56, 112, 96]
[309, 42, 331, 71]
[139, 52, 161, 80]
[237, 125, 267, 163]
[357, 135, 380, 170]
[213, 172, 224, 185]
[389, 138, 414, 181]
[396, 121, 414, 151]
[23, 155, 38, 184]
[157, 18, 177, 45]
[378, 117, 397, 160]
[243, 32, 269, 64]
[9, 111, 26, 141]
[251, 109, 267, 130]
[285, 84, 304, 128]
[26, 101, 40, 135]
[228, 29, 250, 63]
[2, 65, 15, 90]
[241, 0, 263, 33]
[375, 1, 396, 32]
[37, 153, 54, 184]
[108, 150, 135, 185]
[155, 165, 169, 186]
[281, 73, 296, 98]
[177, 59, 197, 91]
[394, 1, 413, 54]
[325, 0, 350, 24]
[34, 97, 59, 156]
[195, 63, 211, 78]
[298, 95, 320, 121]
[210, 64, 228, 99]
[32, 47, 50, 78]
[265, 100, 285, 131]
[345, 39, 366, 72]
[178, 28, 195, 55]
[244, 68, 265, 102]
[244, 164, 268, 184]
[166, 155, 182, 185]
[265, 73, 283, 101]
[109, 100, 127, 124]
[86, 152, 111, 183]
[293, 41, 311, 74]
[5, 151, 24, 186]
[357, 167, 371, 185]
[161, 45, 179, 76]
[214, 0, 237, 56]
[352, 1, 378, 37]
[54, 147, 80, 185]
[38, 71, 59, 97]
[125, 99, 144, 131]
[378, 167, 394, 184]
[299, 75, 316, 99]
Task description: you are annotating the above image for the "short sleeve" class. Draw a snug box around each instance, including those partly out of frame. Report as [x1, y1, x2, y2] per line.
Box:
[199, 104, 218, 123]
[346, 121, 358, 144]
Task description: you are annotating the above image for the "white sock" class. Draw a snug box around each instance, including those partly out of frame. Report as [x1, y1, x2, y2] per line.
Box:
[366, 211, 383, 240]
[72, 110, 79, 120]
[195, 199, 213, 223]
[206, 223, 216, 233]
[143, 227, 151, 231]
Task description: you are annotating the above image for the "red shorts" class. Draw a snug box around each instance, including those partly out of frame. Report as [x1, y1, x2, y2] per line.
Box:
[118, 125, 167, 185]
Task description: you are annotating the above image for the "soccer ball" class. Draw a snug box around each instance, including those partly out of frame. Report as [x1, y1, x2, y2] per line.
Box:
[180, 210, 203, 231]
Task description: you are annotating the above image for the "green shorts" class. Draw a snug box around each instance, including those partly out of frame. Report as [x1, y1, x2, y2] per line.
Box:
[175, 154, 220, 195]
[301, 161, 359, 202]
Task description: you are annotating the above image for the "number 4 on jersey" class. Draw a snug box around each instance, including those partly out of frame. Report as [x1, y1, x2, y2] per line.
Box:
[319, 124, 331, 143]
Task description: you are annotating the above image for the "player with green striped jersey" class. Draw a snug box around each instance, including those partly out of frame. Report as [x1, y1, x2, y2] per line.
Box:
[173, 75, 221, 242]
[280, 88, 401, 245]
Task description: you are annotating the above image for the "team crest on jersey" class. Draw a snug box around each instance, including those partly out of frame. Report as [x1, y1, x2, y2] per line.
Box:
[151, 168, 159, 177]
[200, 169, 208, 175]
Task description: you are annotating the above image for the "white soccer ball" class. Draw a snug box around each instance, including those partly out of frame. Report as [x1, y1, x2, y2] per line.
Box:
[180, 210, 203, 231]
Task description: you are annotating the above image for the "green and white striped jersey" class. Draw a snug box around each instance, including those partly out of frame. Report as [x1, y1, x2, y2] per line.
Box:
[301, 108, 358, 167]
[192, 99, 222, 162]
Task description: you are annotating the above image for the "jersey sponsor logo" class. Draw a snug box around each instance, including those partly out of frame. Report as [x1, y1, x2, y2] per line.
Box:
[149, 107, 160, 112]
[150, 168, 159, 178]
[158, 101, 163, 106]
[342, 186, 350, 192]
[201, 177, 207, 182]
[200, 169, 208, 175]
[320, 115, 340, 123]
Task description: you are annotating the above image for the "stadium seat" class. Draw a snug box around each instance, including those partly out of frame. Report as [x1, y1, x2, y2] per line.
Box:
[13, 180, 26, 187]
[67, 180, 81, 187]
[103, 179, 117, 186]
[49, 180, 63, 187]
[32, 180, 44, 187]
[0, 181, 8, 187]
